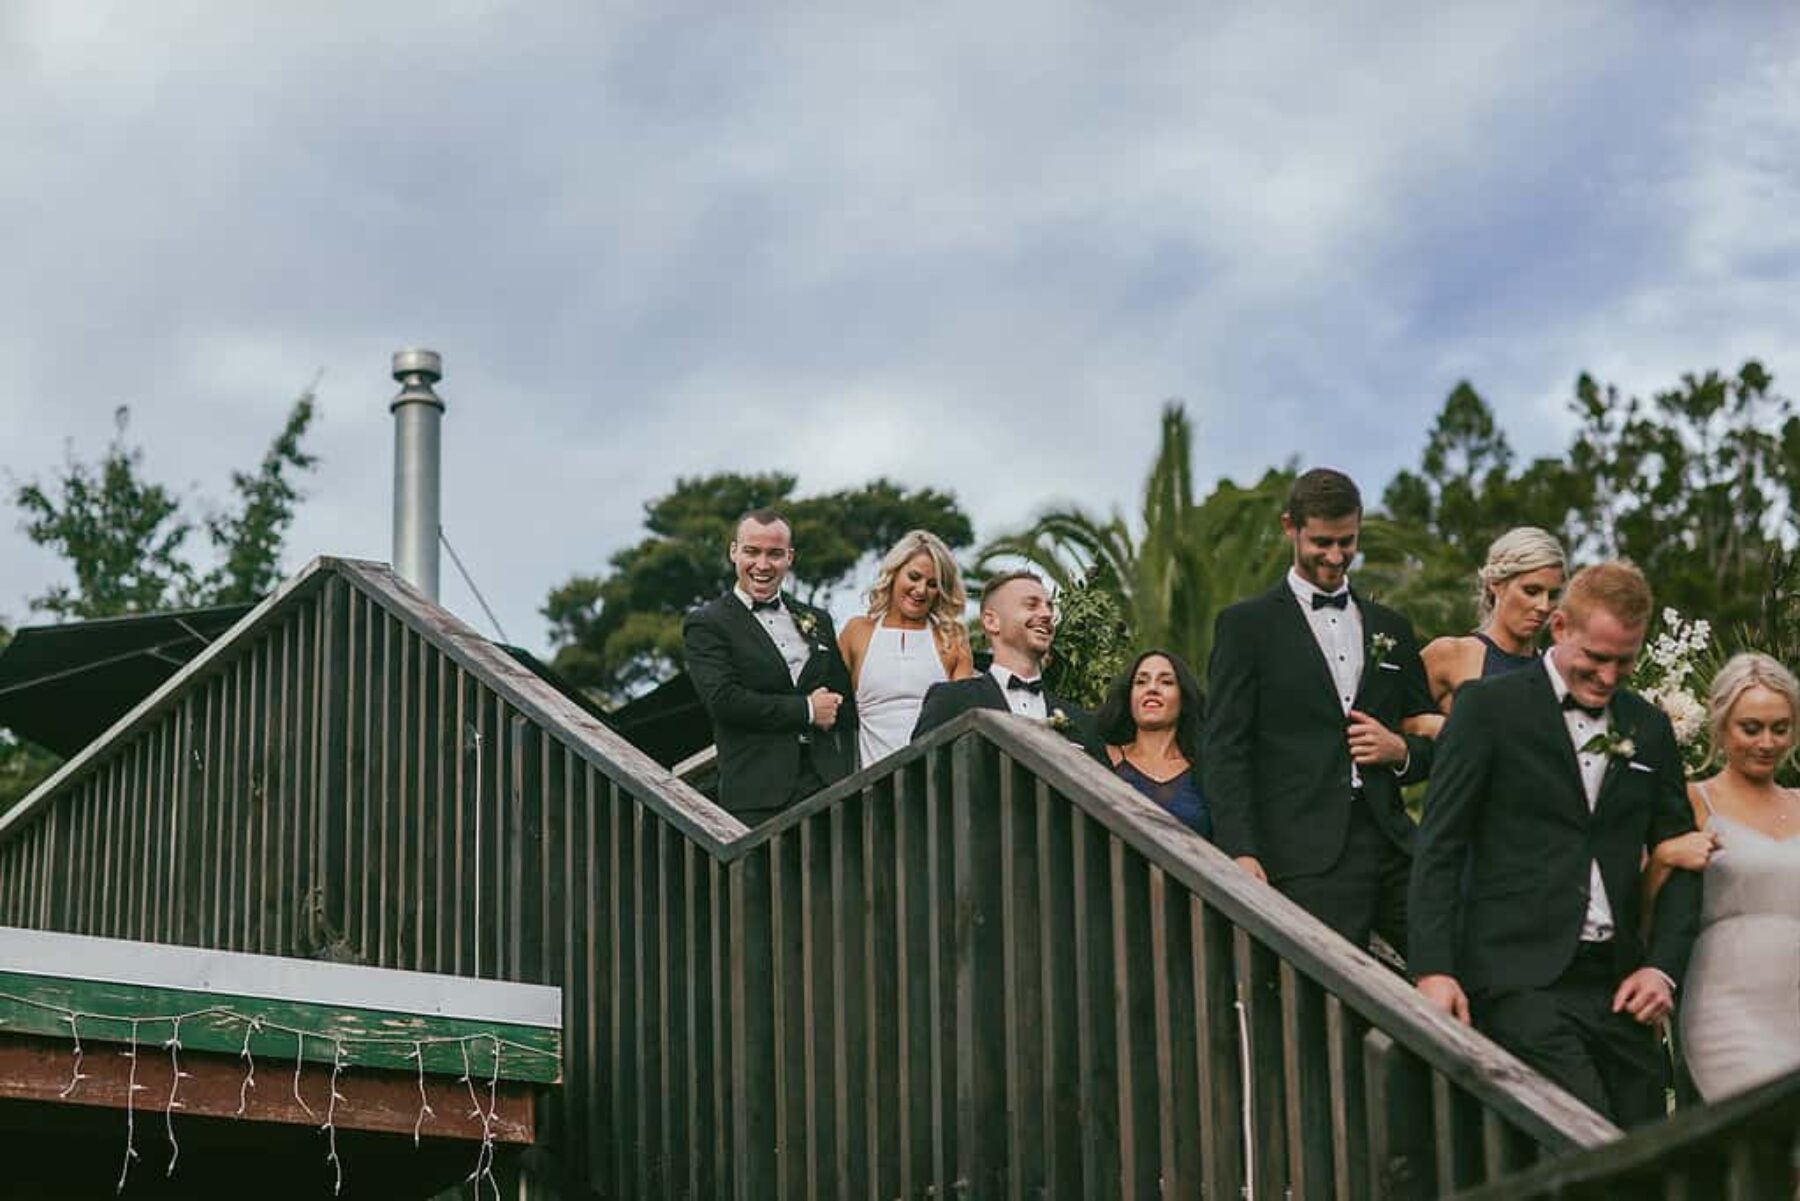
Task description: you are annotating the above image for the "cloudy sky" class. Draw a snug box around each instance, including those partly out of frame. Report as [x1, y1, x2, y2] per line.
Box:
[4, 2, 1798, 653]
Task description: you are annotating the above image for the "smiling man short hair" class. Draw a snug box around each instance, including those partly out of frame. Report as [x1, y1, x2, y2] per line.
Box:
[1205, 467, 1437, 954]
[909, 570, 1105, 759]
[682, 509, 858, 825]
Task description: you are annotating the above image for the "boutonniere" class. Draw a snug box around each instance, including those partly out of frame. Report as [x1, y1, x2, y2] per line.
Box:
[789, 605, 821, 643]
[1047, 707, 1072, 731]
[1581, 728, 1636, 761]
[1367, 631, 1397, 671]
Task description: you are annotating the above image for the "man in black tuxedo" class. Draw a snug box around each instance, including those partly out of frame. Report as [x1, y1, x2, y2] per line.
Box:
[683, 509, 858, 825]
[1205, 468, 1435, 952]
[1411, 561, 1700, 1127]
[910, 570, 1106, 761]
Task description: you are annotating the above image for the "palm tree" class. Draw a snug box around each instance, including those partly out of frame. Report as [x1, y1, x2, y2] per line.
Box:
[977, 404, 1293, 674]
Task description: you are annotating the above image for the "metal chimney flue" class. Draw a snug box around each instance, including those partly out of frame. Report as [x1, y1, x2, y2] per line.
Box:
[390, 348, 445, 600]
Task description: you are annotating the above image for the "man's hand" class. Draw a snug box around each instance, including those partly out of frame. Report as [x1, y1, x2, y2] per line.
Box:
[1347, 709, 1407, 766]
[1416, 974, 1471, 1025]
[1612, 968, 1674, 1025]
[809, 688, 843, 730]
[1653, 830, 1720, 872]
[1233, 856, 1268, 883]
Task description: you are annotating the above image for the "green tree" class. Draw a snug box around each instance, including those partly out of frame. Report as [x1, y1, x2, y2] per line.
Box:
[544, 473, 974, 703]
[1381, 383, 1583, 574]
[14, 392, 321, 619]
[977, 404, 1293, 674]
[16, 407, 201, 618]
[204, 387, 320, 604]
[1564, 362, 1798, 631]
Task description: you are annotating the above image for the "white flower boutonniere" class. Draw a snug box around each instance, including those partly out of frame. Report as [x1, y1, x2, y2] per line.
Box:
[790, 606, 820, 643]
[1048, 708, 1072, 732]
[1368, 631, 1397, 671]
[1581, 728, 1636, 761]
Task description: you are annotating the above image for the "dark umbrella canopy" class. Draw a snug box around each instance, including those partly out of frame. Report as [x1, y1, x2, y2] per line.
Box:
[0, 605, 254, 757]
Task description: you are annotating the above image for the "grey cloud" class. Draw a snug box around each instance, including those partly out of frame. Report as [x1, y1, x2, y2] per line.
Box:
[3, 2, 1797, 649]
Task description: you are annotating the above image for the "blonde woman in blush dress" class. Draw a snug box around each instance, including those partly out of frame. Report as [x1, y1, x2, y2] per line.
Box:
[1647, 652, 1800, 1100]
[838, 531, 976, 767]
[1409, 527, 1566, 738]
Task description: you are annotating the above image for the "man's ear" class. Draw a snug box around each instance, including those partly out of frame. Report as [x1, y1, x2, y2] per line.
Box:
[979, 608, 1000, 638]
[1280, 512, 1298, 539]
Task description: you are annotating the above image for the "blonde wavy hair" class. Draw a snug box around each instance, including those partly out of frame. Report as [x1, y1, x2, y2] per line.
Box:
[866, 530, 968, 636]
[1476, 527, 1567, 623]
[1706, 651, 1800, 770]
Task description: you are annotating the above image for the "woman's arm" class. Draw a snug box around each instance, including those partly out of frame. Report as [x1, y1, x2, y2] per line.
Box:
[838, 616, 874, 690]
[1640, 785, 1718, 936]
[939, 623, 977, 680]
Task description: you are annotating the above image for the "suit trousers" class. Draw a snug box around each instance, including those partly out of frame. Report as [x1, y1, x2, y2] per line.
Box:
[732, 756, 826, 829]
[1473, 942, 1666, 1128]
[1271, 789, 1409, 955]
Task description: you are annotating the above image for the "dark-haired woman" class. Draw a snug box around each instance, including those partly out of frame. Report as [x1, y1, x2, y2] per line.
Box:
[1097, 650, 1211, 838]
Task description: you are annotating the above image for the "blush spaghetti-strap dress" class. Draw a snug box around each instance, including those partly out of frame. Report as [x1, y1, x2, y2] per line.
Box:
[1677, 782, 1800, 1100]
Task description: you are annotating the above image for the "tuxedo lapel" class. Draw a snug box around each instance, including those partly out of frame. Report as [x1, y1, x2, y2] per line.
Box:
[1592, 696, 1641, 819]
[1350, 592, 1382, 708]
[1523, 662, 1591, 821]
[723, 594, 795, 681]
[976, 673, 1009, 711]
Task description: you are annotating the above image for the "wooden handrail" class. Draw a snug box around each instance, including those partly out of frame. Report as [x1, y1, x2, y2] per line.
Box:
[1450, 1066, 1800, 1199]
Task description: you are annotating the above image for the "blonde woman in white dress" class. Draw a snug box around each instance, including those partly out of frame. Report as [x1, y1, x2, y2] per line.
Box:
[838, 530, 976, 767]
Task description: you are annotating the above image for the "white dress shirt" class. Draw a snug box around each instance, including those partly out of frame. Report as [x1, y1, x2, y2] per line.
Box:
[988, 664, 1048, 721]
[735, 587, 815, 724]
[1543, 654, 1616, 943]
[735, 586, 810, 681]
[1288, 568, 1365, 785]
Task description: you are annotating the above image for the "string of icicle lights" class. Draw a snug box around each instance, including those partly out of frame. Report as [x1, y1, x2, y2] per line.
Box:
[0, 989, 557, 1197]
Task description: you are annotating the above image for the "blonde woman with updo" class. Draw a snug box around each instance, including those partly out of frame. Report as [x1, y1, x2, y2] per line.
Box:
[838, 531, 976, 767]
[1650, 652, 1800, 1100]
[1411, 528, 1566, 736]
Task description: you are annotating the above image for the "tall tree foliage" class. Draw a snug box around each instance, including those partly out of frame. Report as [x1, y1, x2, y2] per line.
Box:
[1564, 362, 1799, 631]
[14, 391, 321, 618]
[544, 473, 973, 703]
[205, 389, 320, 604]
[1384, 362, 1799, 639]
[16, 407, 200, 619]
[977, 404, 1293, 674]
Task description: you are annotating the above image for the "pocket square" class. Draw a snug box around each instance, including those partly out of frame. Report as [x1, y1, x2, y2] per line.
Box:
[1378, 661, 1401, 672]
[1627, 760, 1654, 773]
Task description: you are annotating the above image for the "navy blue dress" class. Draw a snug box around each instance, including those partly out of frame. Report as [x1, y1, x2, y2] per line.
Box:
[1114, 759, 1212, 839]
[1475, 632, 1537, 678]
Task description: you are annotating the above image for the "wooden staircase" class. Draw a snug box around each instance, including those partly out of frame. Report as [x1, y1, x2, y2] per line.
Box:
[0, 556, 1774, 1199]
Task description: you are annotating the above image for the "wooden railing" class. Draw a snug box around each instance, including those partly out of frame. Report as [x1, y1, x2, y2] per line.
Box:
[1451, 1066, 1800, 1200]
[0, 556, 1619, 1199]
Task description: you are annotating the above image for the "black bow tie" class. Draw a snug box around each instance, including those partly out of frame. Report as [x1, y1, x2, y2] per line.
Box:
[1311, 591, 1349, 611]
[749, 596, 783, 613]
[1006, 675, 1044, 695]
[1562, 693, 1606, 720]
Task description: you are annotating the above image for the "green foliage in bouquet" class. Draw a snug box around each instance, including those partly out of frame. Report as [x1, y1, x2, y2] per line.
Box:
[1044, 568, 1135, 710]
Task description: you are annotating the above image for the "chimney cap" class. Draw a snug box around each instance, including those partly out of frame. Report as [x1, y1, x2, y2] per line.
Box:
[391, 348, 442, 384]
[390, 348, 445, 412]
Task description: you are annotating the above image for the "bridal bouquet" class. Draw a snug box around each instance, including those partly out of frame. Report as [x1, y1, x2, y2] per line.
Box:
[1635, 608, 1714, 774]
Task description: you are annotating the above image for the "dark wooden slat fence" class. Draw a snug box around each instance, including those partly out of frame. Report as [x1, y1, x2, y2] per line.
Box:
[0, 556, 1623, 1199]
